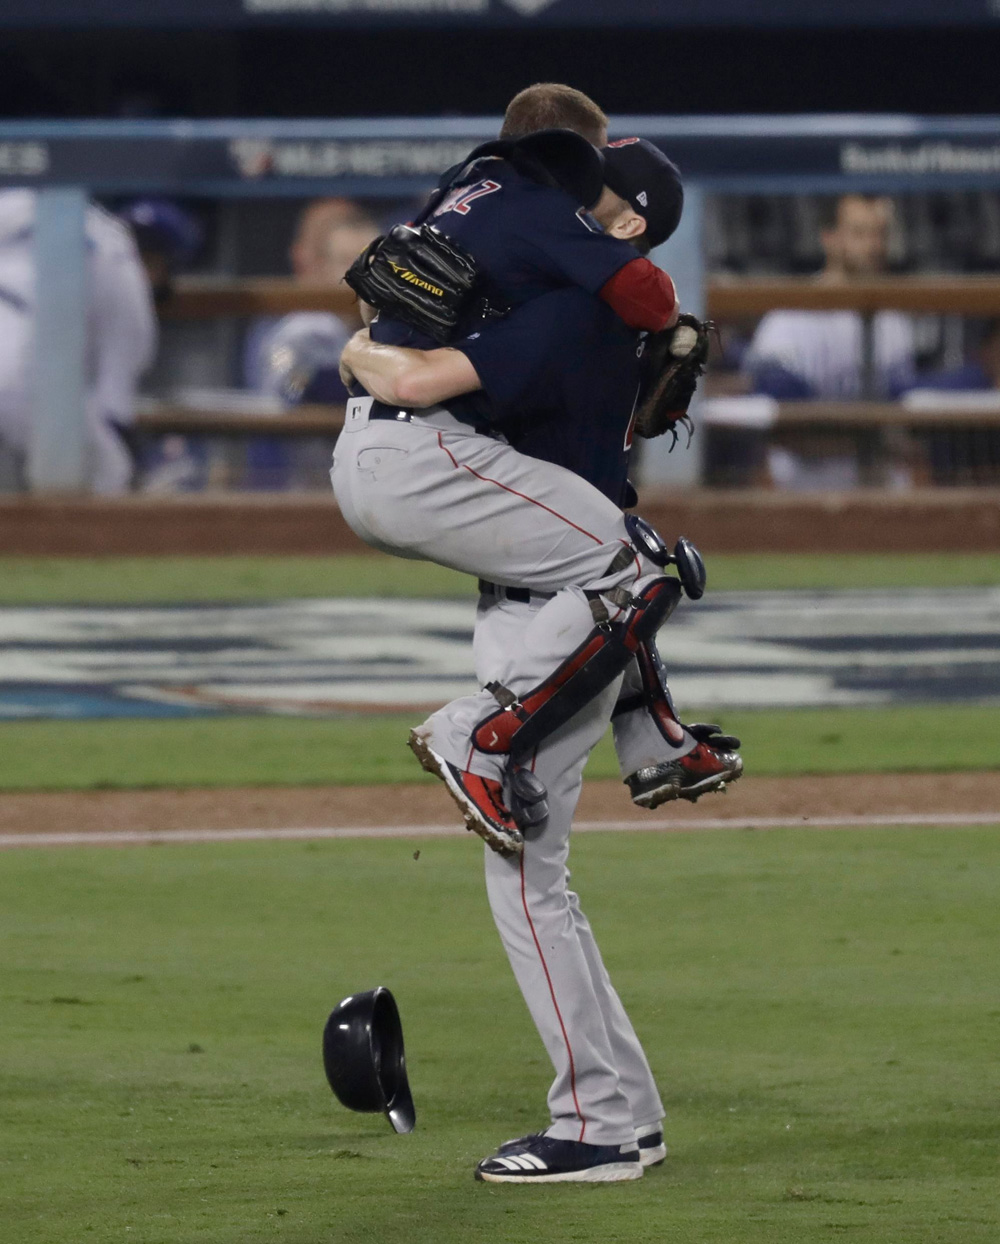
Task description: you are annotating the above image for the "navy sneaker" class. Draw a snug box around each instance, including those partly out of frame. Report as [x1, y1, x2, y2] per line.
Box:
[475, 1134, 643, 1183]
[636, 1123, 667, 1168]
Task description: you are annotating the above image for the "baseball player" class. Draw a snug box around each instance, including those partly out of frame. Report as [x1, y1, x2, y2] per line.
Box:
[337, 135, 740, 817]
[333, 135, 693, 850]
[459, 85, 741, 813]
[338, 145, 740, 1183]
[337, 145, 742, 1182]
[0, 189, 157, 493]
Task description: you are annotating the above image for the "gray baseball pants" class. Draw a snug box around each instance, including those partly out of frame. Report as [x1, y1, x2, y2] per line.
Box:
[332, 398, 691, 1143]
[332, 398, 646, 591]
[473, 590, 665, 1146]
[331, 398, 691, 780]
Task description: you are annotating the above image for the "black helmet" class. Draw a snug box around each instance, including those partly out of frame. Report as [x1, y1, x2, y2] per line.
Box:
[322, 987, 415, 1134]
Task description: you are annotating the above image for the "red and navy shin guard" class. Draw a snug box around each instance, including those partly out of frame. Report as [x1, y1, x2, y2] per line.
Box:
[614, 637, 688, 748]
[472, 577, 682, 760]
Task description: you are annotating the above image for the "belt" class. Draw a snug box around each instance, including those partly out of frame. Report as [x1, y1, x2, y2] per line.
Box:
[478, 579, 555, 605]
[369, 401, 416, 423]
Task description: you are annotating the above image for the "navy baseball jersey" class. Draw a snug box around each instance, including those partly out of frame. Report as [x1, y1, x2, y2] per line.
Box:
[369, 160, 641, 428]
[456, 286, 643, 509]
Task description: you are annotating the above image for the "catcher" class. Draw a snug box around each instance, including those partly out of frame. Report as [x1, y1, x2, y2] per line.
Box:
[336, 136, 739, 857]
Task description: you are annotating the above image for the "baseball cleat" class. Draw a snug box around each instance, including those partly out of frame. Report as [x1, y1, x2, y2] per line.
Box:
[408, 727, 524, 857]
[475, 1134, 643, 1183]
[627, 727, 743, 809]
[635, 1123, 668, 1168]
[626, 762, 683, 809]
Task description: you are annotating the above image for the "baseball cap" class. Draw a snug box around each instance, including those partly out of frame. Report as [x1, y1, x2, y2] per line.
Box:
[601, 138, 683, 248]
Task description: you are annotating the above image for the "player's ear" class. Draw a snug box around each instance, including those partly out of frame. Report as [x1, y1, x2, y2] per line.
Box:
[608, 209, 648, 245]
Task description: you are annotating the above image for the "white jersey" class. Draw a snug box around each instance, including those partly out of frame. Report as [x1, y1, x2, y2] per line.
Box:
[0, 189, 157, 492]
[745, 308, 915, 399]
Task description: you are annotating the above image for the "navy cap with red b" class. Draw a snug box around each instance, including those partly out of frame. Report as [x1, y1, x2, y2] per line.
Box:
[601, 138, 684, 249]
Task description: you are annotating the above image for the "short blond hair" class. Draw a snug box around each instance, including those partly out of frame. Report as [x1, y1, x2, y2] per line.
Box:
[501, 84, 608, 146]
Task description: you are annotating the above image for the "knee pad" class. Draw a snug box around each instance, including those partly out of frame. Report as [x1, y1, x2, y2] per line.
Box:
[472, 575, 682, 760]
[624, 514, 706, 600]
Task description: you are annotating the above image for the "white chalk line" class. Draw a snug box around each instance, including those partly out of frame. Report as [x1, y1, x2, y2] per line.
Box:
[1, 812, 999, 850]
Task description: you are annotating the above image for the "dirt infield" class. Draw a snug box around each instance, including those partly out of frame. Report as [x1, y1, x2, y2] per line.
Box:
[3, 771, 997, 839]
[3, 488, 1000, 554]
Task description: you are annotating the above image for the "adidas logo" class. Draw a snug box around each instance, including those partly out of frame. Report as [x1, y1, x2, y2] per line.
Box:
[636, 191, 648, 207]
[495, 1153, 548, 1172]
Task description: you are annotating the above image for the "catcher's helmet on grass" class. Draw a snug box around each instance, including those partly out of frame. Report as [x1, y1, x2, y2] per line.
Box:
[322, 987, 415, 1134]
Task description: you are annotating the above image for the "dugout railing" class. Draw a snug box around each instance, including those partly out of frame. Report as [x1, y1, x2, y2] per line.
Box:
[144, 271, 1000, 488]
[6, 114, 1000, 492]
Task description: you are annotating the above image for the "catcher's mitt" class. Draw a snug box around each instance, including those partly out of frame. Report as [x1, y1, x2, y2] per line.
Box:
[633, 313, 713, 446]
[344, 223, 484, 344]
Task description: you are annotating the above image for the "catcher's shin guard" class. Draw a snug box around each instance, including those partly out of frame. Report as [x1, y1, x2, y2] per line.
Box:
[612, 637, 688, 748]
[472, 577, 682, 760]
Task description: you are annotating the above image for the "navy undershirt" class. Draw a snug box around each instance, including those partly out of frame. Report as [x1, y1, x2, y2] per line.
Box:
[456, 287, 643, 509]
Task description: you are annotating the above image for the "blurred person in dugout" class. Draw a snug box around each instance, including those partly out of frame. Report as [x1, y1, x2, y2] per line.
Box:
[0, 189, 156, 494]
[242, 198, 379, 488]
[743, 193, 917, 489]
[910, 317, 1000, 484]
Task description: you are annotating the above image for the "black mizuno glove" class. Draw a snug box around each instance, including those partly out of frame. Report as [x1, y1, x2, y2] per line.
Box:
[344, 223, 483, 344]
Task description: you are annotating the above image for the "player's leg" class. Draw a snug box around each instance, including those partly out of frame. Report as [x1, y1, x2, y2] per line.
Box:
[475, 600, 658, 1181]
[412, 570, 679, 855]
[85, 401, 135, 495]
[331, 404, 645, 592]
[481, 697, 642, 1181]
[564, 891, 665, 1147]
[613, 640, 743, 808]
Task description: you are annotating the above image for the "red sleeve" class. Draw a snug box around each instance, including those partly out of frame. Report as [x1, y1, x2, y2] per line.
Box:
[599, 259, 678, 332]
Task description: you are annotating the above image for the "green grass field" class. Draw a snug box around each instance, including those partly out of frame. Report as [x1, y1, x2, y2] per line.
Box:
[2, 551, 998, 792]
[2, 826, 997, 1244]
[2, 550, 1000, 604]
[2, 704, 998, 791]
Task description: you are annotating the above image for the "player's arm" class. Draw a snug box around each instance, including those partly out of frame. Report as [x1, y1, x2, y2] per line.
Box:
[342, 289, 575, 413]
[600, 260, 678, 332]
[340, 328, 481, 408]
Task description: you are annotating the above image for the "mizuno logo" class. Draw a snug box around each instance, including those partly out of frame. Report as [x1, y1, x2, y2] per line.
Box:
[387, 261, 444, 297]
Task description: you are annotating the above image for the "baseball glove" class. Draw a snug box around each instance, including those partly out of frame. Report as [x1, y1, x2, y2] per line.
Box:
[633, 313, 713, 446]
[344, 223, 483, 344]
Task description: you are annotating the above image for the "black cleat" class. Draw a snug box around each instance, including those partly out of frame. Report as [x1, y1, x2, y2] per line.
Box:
[475, 1134, 643, 1183]
[628, 725, 743, 809]
[636, 1123, 667, 1167]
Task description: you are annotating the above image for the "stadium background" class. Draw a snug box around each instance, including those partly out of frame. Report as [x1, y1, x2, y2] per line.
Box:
[1, 5, 998, 1242]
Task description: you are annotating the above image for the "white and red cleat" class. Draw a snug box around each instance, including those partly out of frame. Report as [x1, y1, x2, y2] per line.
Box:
[408, 726, 524, 857]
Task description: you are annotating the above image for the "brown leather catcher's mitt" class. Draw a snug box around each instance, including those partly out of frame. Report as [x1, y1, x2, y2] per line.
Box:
[634, 313, 713, 445]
